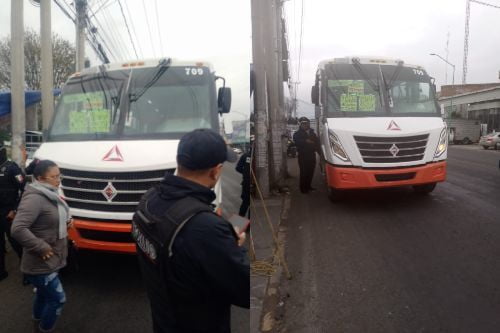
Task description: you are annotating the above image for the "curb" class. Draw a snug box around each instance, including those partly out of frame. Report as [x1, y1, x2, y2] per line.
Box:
[259, 192, 291, 332]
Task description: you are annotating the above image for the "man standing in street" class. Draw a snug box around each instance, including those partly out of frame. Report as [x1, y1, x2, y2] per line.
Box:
[132, 129, 250, 333]
[236, 147, 251, 218]
[293, 117, 321, 193]
[0, 142, 26, 281]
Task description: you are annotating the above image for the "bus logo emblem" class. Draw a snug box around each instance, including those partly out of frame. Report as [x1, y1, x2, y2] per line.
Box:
[103, 145, 124, 161]
[102, 182, 118, 202]
[389, 144, 400, 157]
[387, 120, 401, 131]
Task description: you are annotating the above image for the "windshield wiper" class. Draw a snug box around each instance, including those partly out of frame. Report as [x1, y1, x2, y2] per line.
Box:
[379, 61, 404, 113]
[129, 58, 172, 103]
[351, 57, 379, 92]
[385, 60, 404, 90]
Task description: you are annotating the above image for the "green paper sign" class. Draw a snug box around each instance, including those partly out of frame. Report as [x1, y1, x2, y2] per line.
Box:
[358, 94, 376, 112]
[340, 94, 357, 111]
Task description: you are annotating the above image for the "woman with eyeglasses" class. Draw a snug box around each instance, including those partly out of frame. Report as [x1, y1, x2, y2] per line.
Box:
[11, 160, 72, 333]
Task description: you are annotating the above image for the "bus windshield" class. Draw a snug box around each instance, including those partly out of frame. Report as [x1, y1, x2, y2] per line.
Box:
[48, 66, 217, 141]
[323, 63, 440, 118]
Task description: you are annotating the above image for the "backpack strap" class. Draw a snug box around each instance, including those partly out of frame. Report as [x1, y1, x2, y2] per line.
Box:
[158, 196, 214, 257]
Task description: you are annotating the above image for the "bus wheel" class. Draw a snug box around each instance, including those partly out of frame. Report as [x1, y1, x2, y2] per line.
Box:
[328, 187, 345, 202]
[412, 183, 437, 194]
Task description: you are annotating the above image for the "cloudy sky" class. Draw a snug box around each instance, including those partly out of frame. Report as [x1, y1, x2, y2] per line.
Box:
[284, 0, 500, 103]
[0, 0, 251, 131]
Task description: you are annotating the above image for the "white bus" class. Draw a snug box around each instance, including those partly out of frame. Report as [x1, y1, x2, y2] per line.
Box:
[311, 57, 447, 200]
[34, 58, 232, 253]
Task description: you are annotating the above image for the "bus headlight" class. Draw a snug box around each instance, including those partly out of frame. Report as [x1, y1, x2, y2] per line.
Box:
[329, 130, 350, 161]
[434, 128, 447, 158]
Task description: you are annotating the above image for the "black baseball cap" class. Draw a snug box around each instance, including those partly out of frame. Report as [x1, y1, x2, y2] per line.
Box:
[177, 129, 237, 170]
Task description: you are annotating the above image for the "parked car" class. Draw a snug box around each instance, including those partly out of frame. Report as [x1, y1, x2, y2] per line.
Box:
[479, 132, 500, 150]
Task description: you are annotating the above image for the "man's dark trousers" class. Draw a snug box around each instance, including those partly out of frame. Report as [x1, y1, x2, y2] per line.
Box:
[298, 154, 316, 193]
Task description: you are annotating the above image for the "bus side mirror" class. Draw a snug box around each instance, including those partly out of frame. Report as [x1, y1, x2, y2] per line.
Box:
[218, 87, 232, 114]
[311, 85, 319, 106]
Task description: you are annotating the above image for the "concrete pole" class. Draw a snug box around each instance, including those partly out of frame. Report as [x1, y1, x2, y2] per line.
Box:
[266, 0, 284, 188]
[75, 0, 87, 72]
[251, 0, 270, 197]
[275, 1, 288, 181]
[40, 0, 54, 131]
[10, 0, 25, 167]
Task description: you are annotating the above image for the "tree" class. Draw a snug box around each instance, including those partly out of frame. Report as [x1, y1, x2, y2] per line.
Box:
[0, 29, 75, 90]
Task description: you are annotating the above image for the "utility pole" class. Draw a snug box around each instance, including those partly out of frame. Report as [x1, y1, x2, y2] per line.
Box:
[251, 0, 270, 197]
[75, 0, 87, 72]
[266, 0, 285, 189]
[251, 0, 287, 195]
[275, 1, 288, 183]
[40, 0, 54, 130]
[10, 0, 25, 167]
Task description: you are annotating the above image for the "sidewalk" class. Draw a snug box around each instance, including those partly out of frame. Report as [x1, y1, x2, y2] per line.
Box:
[249, 173, 292, 332]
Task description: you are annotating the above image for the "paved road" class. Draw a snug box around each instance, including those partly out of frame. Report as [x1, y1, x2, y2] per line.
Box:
[279, 146, 500, 333]
[0, 160, 249, 333]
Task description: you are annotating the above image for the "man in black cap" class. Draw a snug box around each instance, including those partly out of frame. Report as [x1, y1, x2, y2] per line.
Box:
[0, 142, 25, 281]
[293, 117, 320, 193]
[132, 129, 249, 333]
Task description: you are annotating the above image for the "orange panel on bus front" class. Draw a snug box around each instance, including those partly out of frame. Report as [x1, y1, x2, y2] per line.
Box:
[325, 161, 446, 190]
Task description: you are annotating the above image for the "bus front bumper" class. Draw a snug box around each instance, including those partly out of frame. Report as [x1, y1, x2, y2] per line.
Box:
[325, 161, 447, 190]
[68, 219, 136, 254]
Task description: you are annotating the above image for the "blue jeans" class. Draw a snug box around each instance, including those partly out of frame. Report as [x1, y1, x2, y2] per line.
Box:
[26, 272, 66, 332]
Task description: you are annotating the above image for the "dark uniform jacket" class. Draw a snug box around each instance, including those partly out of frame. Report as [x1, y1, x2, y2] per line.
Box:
[0, 160, 25, 210]
[236, 152, 250, 195]
[135, 173, 250, 333]
[293, 128, 321, 159]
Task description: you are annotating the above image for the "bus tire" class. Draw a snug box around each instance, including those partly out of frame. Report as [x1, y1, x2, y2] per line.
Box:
[412, 183, 436, 194]
[328, 187, 345, 202]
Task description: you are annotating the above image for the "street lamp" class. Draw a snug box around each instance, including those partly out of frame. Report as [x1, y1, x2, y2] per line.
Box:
[430, 53, 455, 118]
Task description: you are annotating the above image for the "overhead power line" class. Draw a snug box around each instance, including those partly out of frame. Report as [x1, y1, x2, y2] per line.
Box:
[154, 0, 164, 55]
[124, 0, 143, 58]
[117, 0, 139, 59]
[142, 0, 157, 57]
[87, 5, 121, 61]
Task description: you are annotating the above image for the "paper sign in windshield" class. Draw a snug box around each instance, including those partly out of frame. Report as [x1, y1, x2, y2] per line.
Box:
[358, 94, 376, 112]
[340, 94, 376, 112]
[69, 109, 110, 133]
[328, 80, 365, 94]
[340, 94, 357, 112]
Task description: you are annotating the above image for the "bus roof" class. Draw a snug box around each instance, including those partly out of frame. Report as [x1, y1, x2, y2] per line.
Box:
[75, 58, 215, 76]
[318, 57, 424, 70]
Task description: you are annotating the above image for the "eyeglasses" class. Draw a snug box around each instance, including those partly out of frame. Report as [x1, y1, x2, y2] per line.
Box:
[44, 174, 62, 180]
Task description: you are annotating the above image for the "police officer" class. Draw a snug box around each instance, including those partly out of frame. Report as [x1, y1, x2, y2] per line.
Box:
[293, 117, 320, 193]
[0, 142, 26, 281]
[132, 129, 250, 333]
[236, 147, 251, 217]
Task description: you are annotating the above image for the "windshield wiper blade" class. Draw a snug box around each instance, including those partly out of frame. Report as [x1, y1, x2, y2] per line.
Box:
[351, 57, 379, 92]
[129, 58, 172, 103]
[384, 60, 404, 90]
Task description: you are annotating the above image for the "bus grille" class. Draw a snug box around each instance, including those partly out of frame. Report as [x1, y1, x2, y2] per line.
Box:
[354, 134, 429, 163]
[60, 168, 174, 214]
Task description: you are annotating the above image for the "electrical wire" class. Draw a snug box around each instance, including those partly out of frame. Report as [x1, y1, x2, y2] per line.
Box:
[87, 5, 120, 61]
[297, 0, 304, 87]
[124, 0, 143, 58]
[154, 0, 164, 56]
[117, 0, 139, 59]
[100, 5, 129, 60]
[142, 0, 157, 57]
[53, 0, 76, 23]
